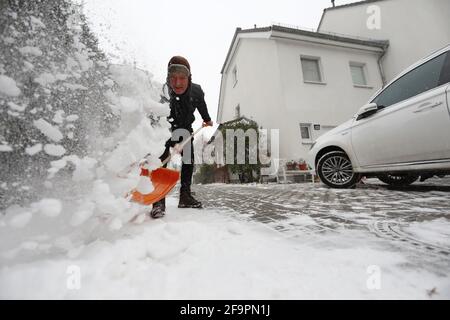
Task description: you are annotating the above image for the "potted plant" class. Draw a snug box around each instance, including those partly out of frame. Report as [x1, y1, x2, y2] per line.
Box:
[286, 160, 297, 170]
[298, 158, 308, 171]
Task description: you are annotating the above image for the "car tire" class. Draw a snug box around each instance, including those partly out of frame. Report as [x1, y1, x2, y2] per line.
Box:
[377, 174, 419, 186]
[317, 151, 360, 188]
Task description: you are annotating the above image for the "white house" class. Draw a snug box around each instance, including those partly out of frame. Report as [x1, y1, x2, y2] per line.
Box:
[218, 25, 387, 164]
[318, 0, 450, 83]
[217, 0, 449, 173]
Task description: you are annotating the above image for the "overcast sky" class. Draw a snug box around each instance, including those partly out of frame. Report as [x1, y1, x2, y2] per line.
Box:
[82, 0, 361, 132]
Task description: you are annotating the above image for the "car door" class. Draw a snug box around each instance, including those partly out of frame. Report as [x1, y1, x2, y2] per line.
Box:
[350, 50, 450, 168]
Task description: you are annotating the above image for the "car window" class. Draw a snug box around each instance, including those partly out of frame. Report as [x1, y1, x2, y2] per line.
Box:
[372, 52, 448, 108]
[439, 51, 450, 85]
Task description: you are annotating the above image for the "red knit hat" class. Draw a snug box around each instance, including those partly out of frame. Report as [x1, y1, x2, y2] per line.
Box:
[167, 55, 191, 78]
[168, 56, 190, 71]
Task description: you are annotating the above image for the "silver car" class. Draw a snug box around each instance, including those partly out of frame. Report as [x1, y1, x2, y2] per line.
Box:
[308, 44, 450, 188]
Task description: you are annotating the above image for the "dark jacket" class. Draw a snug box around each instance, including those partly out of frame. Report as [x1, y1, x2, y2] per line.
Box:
[165, 83, 211, 132]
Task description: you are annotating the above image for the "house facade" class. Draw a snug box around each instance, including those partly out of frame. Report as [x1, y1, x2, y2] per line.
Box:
[218, 25, 387, 164]
[217, 0, 449, 173]
[318, 0, 450, 83]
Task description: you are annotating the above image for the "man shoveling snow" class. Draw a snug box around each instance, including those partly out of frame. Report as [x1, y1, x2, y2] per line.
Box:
[149, 56, 213, 219]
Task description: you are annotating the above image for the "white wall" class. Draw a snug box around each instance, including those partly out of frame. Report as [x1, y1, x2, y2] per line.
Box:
[219, 38, 292, 159]
[220, 37, 318, 162]
[318, 0, 450, 82]
[275, 39, 383, 160]
[219, 35, 384, 162]
[220, 38, 284, 127]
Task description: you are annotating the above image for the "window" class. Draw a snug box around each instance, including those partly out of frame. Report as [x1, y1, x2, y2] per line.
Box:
[300, 123, 312, 141]
[301, 57, 323, 83]
[232, 66, 238, 86]
[235, 104, 240, 119]
[350, 62, 367, 86]
[373, 52, 447, 108]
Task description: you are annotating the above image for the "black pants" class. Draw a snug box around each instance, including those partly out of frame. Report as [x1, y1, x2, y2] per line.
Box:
[160, 136, 194, 194]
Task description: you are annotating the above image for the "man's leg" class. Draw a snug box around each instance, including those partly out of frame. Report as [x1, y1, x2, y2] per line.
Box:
[149, 141, 171, 218]
[178, 138, 202, 208]
[180, 140, 194, 193]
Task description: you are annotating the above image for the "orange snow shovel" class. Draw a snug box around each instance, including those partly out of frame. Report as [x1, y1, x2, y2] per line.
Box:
[129, 126, 203, 206]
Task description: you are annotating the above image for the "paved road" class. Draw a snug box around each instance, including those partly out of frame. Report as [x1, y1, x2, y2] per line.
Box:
[192, 177, 450, 273]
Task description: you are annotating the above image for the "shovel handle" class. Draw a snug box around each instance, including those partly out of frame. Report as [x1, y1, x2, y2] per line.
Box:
[117, 126, 204, 178]
[160, 126, 203, 167]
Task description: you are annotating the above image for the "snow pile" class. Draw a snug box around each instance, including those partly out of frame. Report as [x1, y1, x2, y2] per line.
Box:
[5, 198, 62, 229]
[1, 199, 448, 299]
[0, 74, 21, 96]
[33, 118, 64, 142]
[0, 1, 172, 278]
[7, 101, 26, 112]
[18, 46, 43, 56]
[0, 63, 171, 247]
[32, 198, 63, 218]
[25, 143, 43, 156]
[7, 210, 33, 229]
[0, 144, 13, 152]
[1, 0, 122, 209]
[102, 64, 171, 173]
[43, 144, 66, 157]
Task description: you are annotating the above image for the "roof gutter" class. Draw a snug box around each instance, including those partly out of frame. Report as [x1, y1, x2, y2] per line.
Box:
[377, 42, 390, 87]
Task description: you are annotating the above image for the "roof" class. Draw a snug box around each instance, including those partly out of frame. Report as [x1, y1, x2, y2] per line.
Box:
[271, 25, 388, 48]
[221, 24, 389, 73]
[219, 116, 258, 127]
[325, 0, 386, 11]
[318, 0, 388, 31]
[207, 116, 258, 144]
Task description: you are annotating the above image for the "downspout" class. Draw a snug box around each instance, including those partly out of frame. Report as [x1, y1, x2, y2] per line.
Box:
[217, 73, 226, 123]
[377, 43, 389, 87]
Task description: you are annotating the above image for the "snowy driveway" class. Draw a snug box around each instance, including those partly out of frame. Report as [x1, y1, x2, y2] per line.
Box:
[198, 179, 450, 245]
[196, 178, 450, 293]
[1, 178, 449, 299]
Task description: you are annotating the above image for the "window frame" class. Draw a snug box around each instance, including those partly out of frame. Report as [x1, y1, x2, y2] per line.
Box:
[299, 123, 313, 144]
[349, 61, 370, 88]
[300, 55, 326, 85]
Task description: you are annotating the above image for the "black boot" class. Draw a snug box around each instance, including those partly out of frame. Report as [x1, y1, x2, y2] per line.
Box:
[149, 198, 166, 218]
[178, 189, 202, 208]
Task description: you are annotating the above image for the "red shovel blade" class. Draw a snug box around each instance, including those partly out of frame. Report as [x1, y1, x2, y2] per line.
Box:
[131, 167, 180, 205]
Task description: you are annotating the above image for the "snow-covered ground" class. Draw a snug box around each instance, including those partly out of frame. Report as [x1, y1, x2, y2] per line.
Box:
[1, 187, 449, 299]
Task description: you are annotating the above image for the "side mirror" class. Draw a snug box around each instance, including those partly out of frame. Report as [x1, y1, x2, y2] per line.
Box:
[356, 102, 378, 120]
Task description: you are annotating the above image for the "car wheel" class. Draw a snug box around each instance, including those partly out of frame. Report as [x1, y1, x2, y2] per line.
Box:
[317, 151, 360, 188]
[377, 174, 419, 186]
